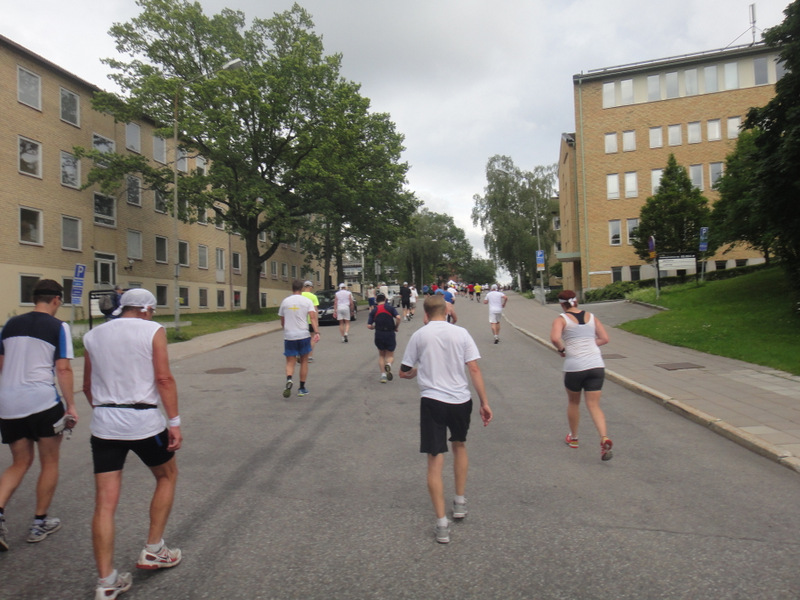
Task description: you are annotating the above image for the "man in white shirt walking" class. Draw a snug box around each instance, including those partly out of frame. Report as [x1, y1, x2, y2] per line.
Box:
[483, 284, 508, 344]
[333, 283, 355, 343]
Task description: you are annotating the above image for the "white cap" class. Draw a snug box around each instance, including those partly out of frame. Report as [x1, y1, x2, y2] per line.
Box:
[491, 284, 498, 290]
[113, 288, 156, 316]
[303, 280, 313, 287]
[339, 283, 346, 288]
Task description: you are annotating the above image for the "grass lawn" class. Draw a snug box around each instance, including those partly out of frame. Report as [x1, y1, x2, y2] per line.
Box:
[621, 267, 800, 375]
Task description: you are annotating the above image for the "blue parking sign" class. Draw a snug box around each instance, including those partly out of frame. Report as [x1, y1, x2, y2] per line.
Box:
[71, 263, 86, 305]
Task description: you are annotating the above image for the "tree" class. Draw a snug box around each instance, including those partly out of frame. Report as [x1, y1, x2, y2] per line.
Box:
[79, 1, 410, 312]
[472, 156, 557, 290]
[460, 257, 497, 284]
[745, 0, 800, 287]
[711, 129, 774, 262]
[632, 154, 715, 261]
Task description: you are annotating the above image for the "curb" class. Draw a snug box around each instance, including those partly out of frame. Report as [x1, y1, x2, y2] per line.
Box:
[504, 314, 800, 475]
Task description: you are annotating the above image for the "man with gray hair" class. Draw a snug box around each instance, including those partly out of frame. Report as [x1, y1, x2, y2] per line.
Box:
[483, 284, 508, 344]
[83, 288, 183, 599]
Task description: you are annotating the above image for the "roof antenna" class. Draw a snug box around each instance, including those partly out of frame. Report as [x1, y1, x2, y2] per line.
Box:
[750, 3, 757, 44]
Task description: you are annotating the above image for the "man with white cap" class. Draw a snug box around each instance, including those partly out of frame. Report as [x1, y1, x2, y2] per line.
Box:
[483, 284, 508, 344]
[82, 288, 182, 599]
[333, 283, 355, 343]
[301, 280, 320, 361]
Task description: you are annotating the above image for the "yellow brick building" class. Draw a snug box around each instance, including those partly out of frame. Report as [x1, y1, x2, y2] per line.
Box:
[558, 43, 781, 295]
[1, 35, 321, 324]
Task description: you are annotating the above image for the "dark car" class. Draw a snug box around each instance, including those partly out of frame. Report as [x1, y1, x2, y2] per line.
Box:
[316, 289, 358, 324]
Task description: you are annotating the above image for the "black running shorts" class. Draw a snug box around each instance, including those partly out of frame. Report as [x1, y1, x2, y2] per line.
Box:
[91, 429, 174, 474]
[420, 397, 472, 456]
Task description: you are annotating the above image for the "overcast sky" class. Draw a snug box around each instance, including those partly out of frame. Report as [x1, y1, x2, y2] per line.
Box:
[2, 0, 791, 271]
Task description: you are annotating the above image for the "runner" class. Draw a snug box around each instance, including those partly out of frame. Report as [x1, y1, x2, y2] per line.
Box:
[483, 284, 508, 344]
[334, 283, 355, 343]
[279, 280, 320, 397]
[367, 294, 401, 383]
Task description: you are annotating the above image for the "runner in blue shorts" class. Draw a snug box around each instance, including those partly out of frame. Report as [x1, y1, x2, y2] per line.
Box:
[278, 280, 320, 398]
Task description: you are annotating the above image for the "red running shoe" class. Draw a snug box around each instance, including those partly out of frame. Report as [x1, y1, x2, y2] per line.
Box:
[565, 433, 579, 449]
[601, 437, 613, 461]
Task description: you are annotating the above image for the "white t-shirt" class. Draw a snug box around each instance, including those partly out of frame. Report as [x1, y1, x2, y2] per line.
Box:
[561, 312, 605, 372]
[83, 318, 166, 440]
[485, 290, 506, 314]
[279, 294, 315, 340]
[410, 287, 418, 302]
[401, 320, 481, 405]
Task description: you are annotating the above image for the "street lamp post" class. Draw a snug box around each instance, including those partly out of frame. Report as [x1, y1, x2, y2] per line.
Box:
[172, 58, 243, 334]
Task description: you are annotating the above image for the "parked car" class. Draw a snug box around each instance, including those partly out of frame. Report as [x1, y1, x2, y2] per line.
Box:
[316, 289, 358, 324]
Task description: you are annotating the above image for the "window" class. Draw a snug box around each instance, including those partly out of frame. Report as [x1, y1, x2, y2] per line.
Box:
[155, 190, 167, 213]
[604, 133, 618, 154]
[94, 252, 116, 286]
[19, 136, 42, 177]
[92, 133, 115, 155]
[668, 124, 682, 146]
[179, 287, 189, 308]
[60, 151, 80, 188]
[649, 127, 663, 148]
[62, 216, 81, 251]
[611, 266, 623, 283]
[622, 130, 636, 152]
[62, 278, 74, 305]
[687, 121, 701, 144]
[690, 164, 704, 190]
[709, 162, 724, 186]
[291, 265, 297, 279]
[685, 69, 698, 95]
[260, 292, 267, 308]
[197, 207, 208, 225]
[707, 119, 721, 141]
[258, 231, 267, 243]
[127, 230, 142, 260]
[198, 245, 209, 269]
[153, 136, 167, 164]
[620, 79, 633, 105]
[715, 260, 727, 270]
[606, 174, 620, 200]
[630, 265, 641, 281]
[127, 175, 142, 206]
[736, 259, 748, 268]
[60, 88, 80, 126]
[704, 65, 718, 93]
[216, 248, 226, 271]
[271, 261, 278, 278]
[196, 156, 207, 176]
[216, 289, 225, 308]
[199, 288, 208, 308]
[156, 285, 168, 307]
[20, 207, 43, 245]
[125, 123, 141, 153]
[155, 236, 168, 263]
[261, 261, 267, 278]
[602, 82, 615, 108]
[624, 172, 638, 198]
[665, 72, 679, 98]
[18, 67, 41, 109]
[281, 263, 288, 278]
[20, 275, 40, 304]
[553, 216, 561, 230]
[776, 56, 788, 80]
[177, 148, 188, 173]
[626, 218, 639, 245]
[232, 252, 241, 274]
[727, 116, 741, 139]
[754, 57, 769, 85]
[179, 241, 189, 267]
[233, 290, 242, 308]
[215, 213, 224, 230]
[647, 75, 660, 101]
[651, 169, 663, 193]
[724, 62, 739, 90]
[93, 193, 116, 227]
[609, 220, 621, 246]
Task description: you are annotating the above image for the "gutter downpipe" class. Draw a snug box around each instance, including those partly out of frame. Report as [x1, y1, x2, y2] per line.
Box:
[577, 74, 591, 299]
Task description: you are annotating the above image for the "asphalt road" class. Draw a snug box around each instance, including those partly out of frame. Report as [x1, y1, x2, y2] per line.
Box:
[3, 297, 800, 599]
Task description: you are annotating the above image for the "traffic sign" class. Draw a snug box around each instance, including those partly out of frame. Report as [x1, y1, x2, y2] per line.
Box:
[536, 250, 545, 272]
[71, 263, 86, 305]
[699, 227, 709, 252]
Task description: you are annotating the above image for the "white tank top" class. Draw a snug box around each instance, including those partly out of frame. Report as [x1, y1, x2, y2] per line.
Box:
[560, 312, 605, 373]
[83, 318, 167, 440]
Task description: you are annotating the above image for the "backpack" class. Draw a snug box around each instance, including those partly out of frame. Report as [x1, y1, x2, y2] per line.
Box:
[99, 294, 114, 315]
[372, 303, 396, 332]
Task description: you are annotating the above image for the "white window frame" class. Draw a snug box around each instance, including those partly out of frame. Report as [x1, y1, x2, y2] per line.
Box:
[179, 240, 189, 267]
[155, 236, 169, 263]
[127, 230, 143, 260]
[647, 75, 660, 102]
[602, 82, 615, 108]
[197, 207, 208, 225]
[709, 162, 724, 187]
[125, 122, 141, 153]
[199, 288, 209, 308]
[651, 169, 663, 194]
[60, 151, 80, 188]
[198, 244, 209, 269]
[92, 133, 115, 155]
[60, 87, 80, 126]
[626, 218, 639, 245]
[271, 261, 278, 278]
[690, 164, 704, 190]
[155, 190, 167, 214]
[216, 248, 226, 271]
[232, 252, 242, 274]
[668, 124, 682, 146]
[724, 62, 739, 90]
[622, 130, 636, 152]
[604, 133, 618, 154]
[649, 127, 663, 149]
[665, 72, 679, 99]
[153, 136, 167, 164]
[606, 174, 620, 200]
[620, 79, 633, 105]
[19, 136, 42, 178]
[707, 119, 721, 141]
[177, 147, 188, 173]
[127, 175, 142, 206]
[608, 220, 621, 246]
[17, 66, 41, 110]
[196, 156, 207, 176]
[754, 57, 769, 86]
[93, 193, 116, 227]
[727, 116, 741, 139]
[705, 65, 719, 93]
[684, 69, 698, 95]
[624, 172, 638, 198]
[687, 121, 702, 144]
[61, 215, 81, 251]
[20, 207, 43, 245]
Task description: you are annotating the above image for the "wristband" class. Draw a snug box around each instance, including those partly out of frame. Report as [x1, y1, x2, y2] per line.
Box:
[169, 416, 181, 427]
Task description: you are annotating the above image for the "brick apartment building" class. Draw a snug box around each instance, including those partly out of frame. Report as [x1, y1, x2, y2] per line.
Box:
[557, 42, 782, 295]
[1, 35, 321, 324]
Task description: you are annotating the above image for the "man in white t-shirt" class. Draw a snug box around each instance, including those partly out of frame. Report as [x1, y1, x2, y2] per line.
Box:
[483, 284, 508, 344]
[333, 283, 355, 343]
[399, 294, 492, 544]
[82, 288, 182, 599]
[279, 280, 320, 397]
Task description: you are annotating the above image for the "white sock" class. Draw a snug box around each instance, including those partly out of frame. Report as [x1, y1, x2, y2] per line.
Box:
[454, 495, 466, 504]
[437, 516, 449, 528]
[146, 539, 164, 553]
[99, 569, 118, 587]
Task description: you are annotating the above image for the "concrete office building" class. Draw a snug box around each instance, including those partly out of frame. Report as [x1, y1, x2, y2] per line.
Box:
[558, 42, 782, 295]
[1, 35, 321, 324]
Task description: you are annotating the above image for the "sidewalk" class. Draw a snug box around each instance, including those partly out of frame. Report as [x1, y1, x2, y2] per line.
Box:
[501, 292, 800, 473]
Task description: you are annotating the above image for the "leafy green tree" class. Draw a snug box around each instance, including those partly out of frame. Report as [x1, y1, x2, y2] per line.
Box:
[632, 154, 715, 261]
[78, 1, 409, 312]
[460, 257, 497, 284]
[745, 0, 800, 287]
[711, 129, 774, 262]
[472, 156, 557, 290]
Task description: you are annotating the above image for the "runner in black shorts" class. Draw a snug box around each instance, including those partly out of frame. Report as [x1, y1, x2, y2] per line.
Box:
[367, 294, 401, 383]
[91, 430, 174, 474]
